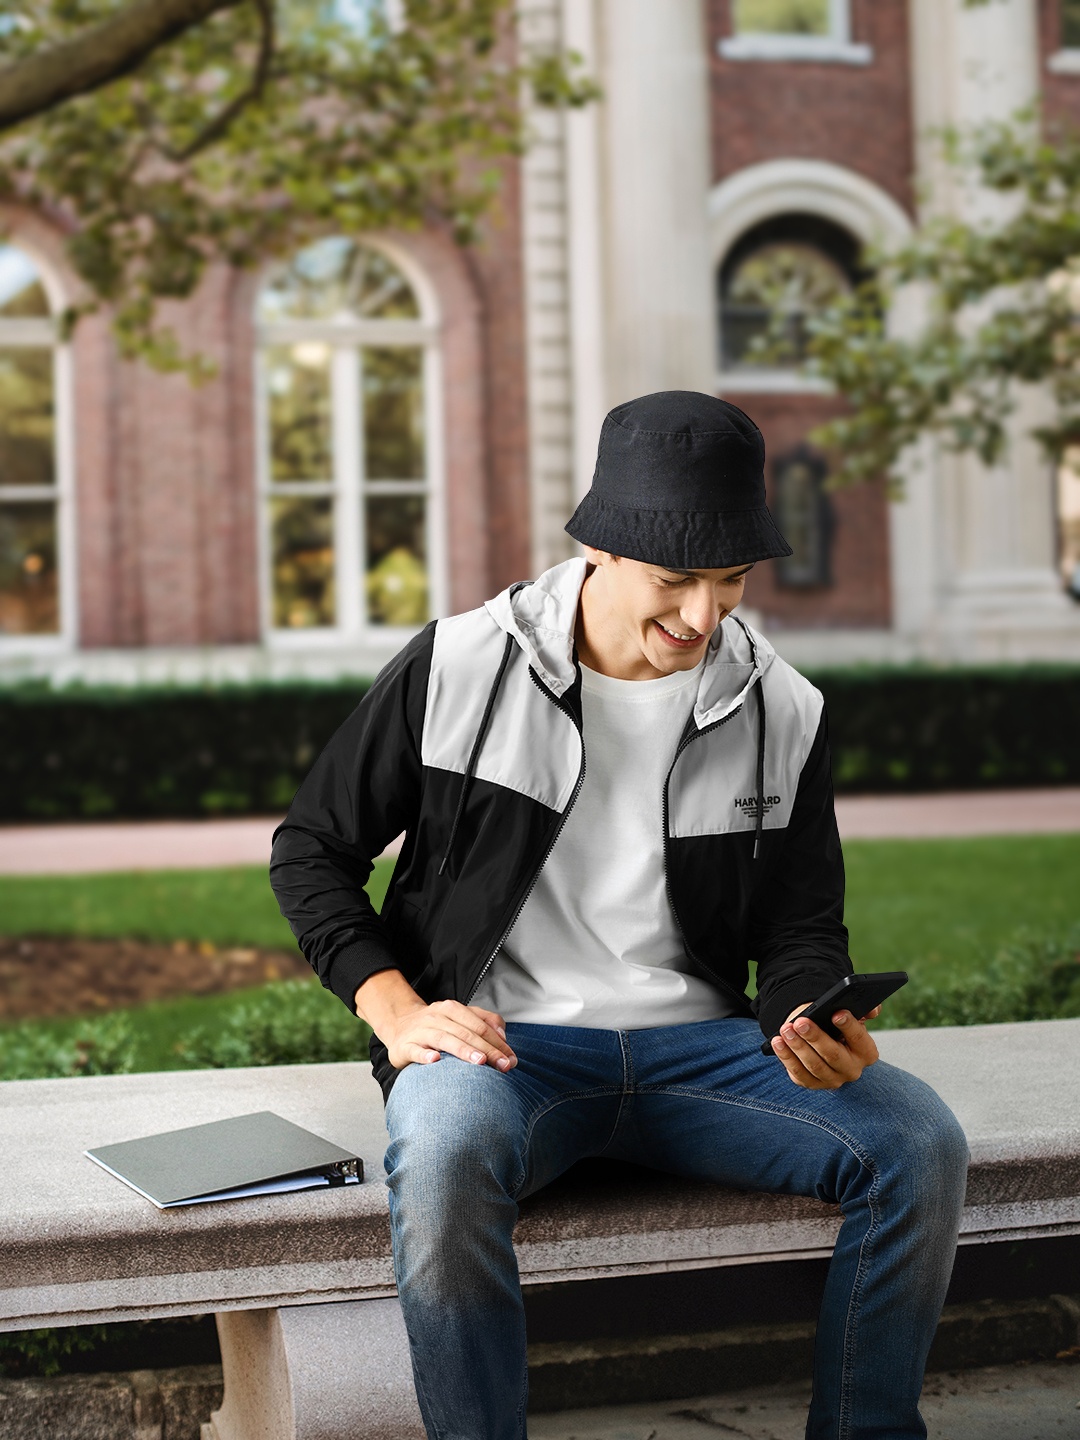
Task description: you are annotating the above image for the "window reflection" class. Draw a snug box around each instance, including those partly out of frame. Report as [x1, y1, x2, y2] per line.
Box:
[270, 497, 336, 628]
[259, 240, 434, 634]
[0, 349, 55, 488]
[0, 244, 61, 639]
[281, 0, 389, 44]
[0, 246, 49, 318]
[773, 447, 833, 588]
[258, 238, 420, 323]
[733, 0, 830, 35]
[366, 495, 428, 626]
[266, 344, 333, 484]
[1059, 456, 1080, 600]
[719, 214, 859, 370]
[0, 502, 58, 634]
[363, 347, 424, 480]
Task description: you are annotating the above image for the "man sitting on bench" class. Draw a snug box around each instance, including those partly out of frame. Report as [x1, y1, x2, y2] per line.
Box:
[270, 390, 969, 1440]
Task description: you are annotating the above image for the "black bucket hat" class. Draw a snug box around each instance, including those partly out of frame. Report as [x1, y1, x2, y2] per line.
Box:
[565, 391, 792, 569]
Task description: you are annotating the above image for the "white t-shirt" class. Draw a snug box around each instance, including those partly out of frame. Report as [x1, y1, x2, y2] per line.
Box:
[472, 659, 737, 1029]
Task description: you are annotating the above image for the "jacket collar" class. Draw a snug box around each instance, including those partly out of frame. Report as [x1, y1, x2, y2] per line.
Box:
[484, 558, 775, 729]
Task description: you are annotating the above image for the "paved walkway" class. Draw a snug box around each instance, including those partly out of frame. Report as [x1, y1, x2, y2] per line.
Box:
[528, 1360, 1080, 1440]
[0, 788, 1078, 876]
[835, 786, 1080, 839]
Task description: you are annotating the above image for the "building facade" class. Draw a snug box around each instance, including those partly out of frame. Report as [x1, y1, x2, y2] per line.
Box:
[2, 0, 1080, 685]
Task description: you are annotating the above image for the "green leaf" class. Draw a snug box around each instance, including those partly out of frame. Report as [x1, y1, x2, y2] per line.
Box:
[0, 0, 596, 370]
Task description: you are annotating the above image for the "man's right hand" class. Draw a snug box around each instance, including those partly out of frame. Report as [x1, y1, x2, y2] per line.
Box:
[354, 969, 517, 1073]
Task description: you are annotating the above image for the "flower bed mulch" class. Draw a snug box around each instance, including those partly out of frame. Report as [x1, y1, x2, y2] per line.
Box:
[0, 934, 311, 1022]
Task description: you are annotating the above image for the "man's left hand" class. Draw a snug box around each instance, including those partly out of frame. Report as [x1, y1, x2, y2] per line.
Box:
[770, 1003, 881, 1090]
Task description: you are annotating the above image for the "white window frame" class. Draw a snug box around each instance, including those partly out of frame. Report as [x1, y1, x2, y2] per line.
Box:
[0, 238, 77, 654]
[255, 237, 446, 651]
[720, 0, 871, 65]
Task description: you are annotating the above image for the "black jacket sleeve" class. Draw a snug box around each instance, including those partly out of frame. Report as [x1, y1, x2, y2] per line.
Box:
[750, 707, 853, 1044]
[269, 623, 435, 1013]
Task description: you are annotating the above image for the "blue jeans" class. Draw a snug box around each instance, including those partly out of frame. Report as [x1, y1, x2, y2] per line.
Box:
[384, 1018, 969, 1440]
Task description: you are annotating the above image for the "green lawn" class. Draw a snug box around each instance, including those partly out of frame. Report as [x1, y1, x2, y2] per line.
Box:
[2, 836, 1077, 970]
[0, 859, 395, 1073]
[0, 859, 396, 949]
[843, 833, 1080, 978]
[2, 834, 1078, 1073]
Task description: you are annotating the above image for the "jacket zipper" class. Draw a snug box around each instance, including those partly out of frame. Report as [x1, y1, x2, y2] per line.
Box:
[465, 671, 587, 1004]
[661, 706, 756, 1014]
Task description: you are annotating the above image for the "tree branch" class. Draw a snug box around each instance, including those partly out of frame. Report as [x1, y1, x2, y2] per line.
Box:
[0, 0, 248, 133]
[162, 0, 275, 164]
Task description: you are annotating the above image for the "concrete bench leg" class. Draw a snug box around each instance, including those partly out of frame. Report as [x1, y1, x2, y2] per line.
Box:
[204, 1300, 426, 1440]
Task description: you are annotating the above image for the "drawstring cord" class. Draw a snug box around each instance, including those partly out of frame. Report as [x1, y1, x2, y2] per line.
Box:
[753, 675, 766, 861]
[734, 617, 767, 861]
[438, 632, 515, 877]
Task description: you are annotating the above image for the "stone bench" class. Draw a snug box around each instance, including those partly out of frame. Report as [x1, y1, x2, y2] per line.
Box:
[4, 1018, 1079, 1440]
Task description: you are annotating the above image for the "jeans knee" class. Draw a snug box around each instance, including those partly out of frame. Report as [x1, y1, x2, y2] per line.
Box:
[876, 1084, 970, 1220]
[385, 1061, 524, 1220]
[934, 1105, 970, 1173]
[385, 1065, 526, 1310]
[910, 1092, 969, 1180]
[390, 1126, 516, 1218]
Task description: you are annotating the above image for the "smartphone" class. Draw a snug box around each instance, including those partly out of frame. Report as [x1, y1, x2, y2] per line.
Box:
[760, 970, 909, 1055]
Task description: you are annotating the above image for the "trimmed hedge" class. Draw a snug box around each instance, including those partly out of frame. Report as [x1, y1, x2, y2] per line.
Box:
[814, 665, 1080, 793]
[0, 664, 1078, 821]
[0, 681, 370, 820]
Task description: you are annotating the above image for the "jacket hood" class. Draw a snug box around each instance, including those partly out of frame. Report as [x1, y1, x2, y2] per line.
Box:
[484, 557, 776, 729]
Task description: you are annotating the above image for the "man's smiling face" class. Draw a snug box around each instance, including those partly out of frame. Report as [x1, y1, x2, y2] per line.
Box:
[577, 548, 755, 680]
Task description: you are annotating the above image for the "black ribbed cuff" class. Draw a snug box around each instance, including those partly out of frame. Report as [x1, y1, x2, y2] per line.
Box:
[755, 976, 827, 1048]
[324, 941, 402, 1015]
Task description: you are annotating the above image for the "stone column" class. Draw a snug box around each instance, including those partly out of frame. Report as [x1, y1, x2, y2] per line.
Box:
[206, 1301, 425, 1440]
[518, 0, 579, 573]
[898, 0, 1078, 658]
[519, 0, 714, 570]
[594, 0, 715, 407]
[562, 0, 608, 502]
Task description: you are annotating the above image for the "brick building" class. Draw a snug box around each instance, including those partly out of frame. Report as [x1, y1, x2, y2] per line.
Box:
[3, 0, 1080, 684]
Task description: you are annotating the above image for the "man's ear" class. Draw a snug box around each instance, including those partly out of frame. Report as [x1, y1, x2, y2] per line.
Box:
[581, 545, 618, 566]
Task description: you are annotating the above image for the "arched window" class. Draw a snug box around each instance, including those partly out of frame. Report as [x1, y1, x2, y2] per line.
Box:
[256, 238, 442, 638]
[717, 214, 860, 372]
[0, 243, 66, 639]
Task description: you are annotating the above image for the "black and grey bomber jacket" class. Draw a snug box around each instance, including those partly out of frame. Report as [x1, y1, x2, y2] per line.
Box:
[270, 558, 853, 1100]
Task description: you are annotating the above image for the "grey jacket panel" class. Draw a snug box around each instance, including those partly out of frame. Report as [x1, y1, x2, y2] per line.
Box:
[423, 605, 582, 814]
[669, 659, 824, 839]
